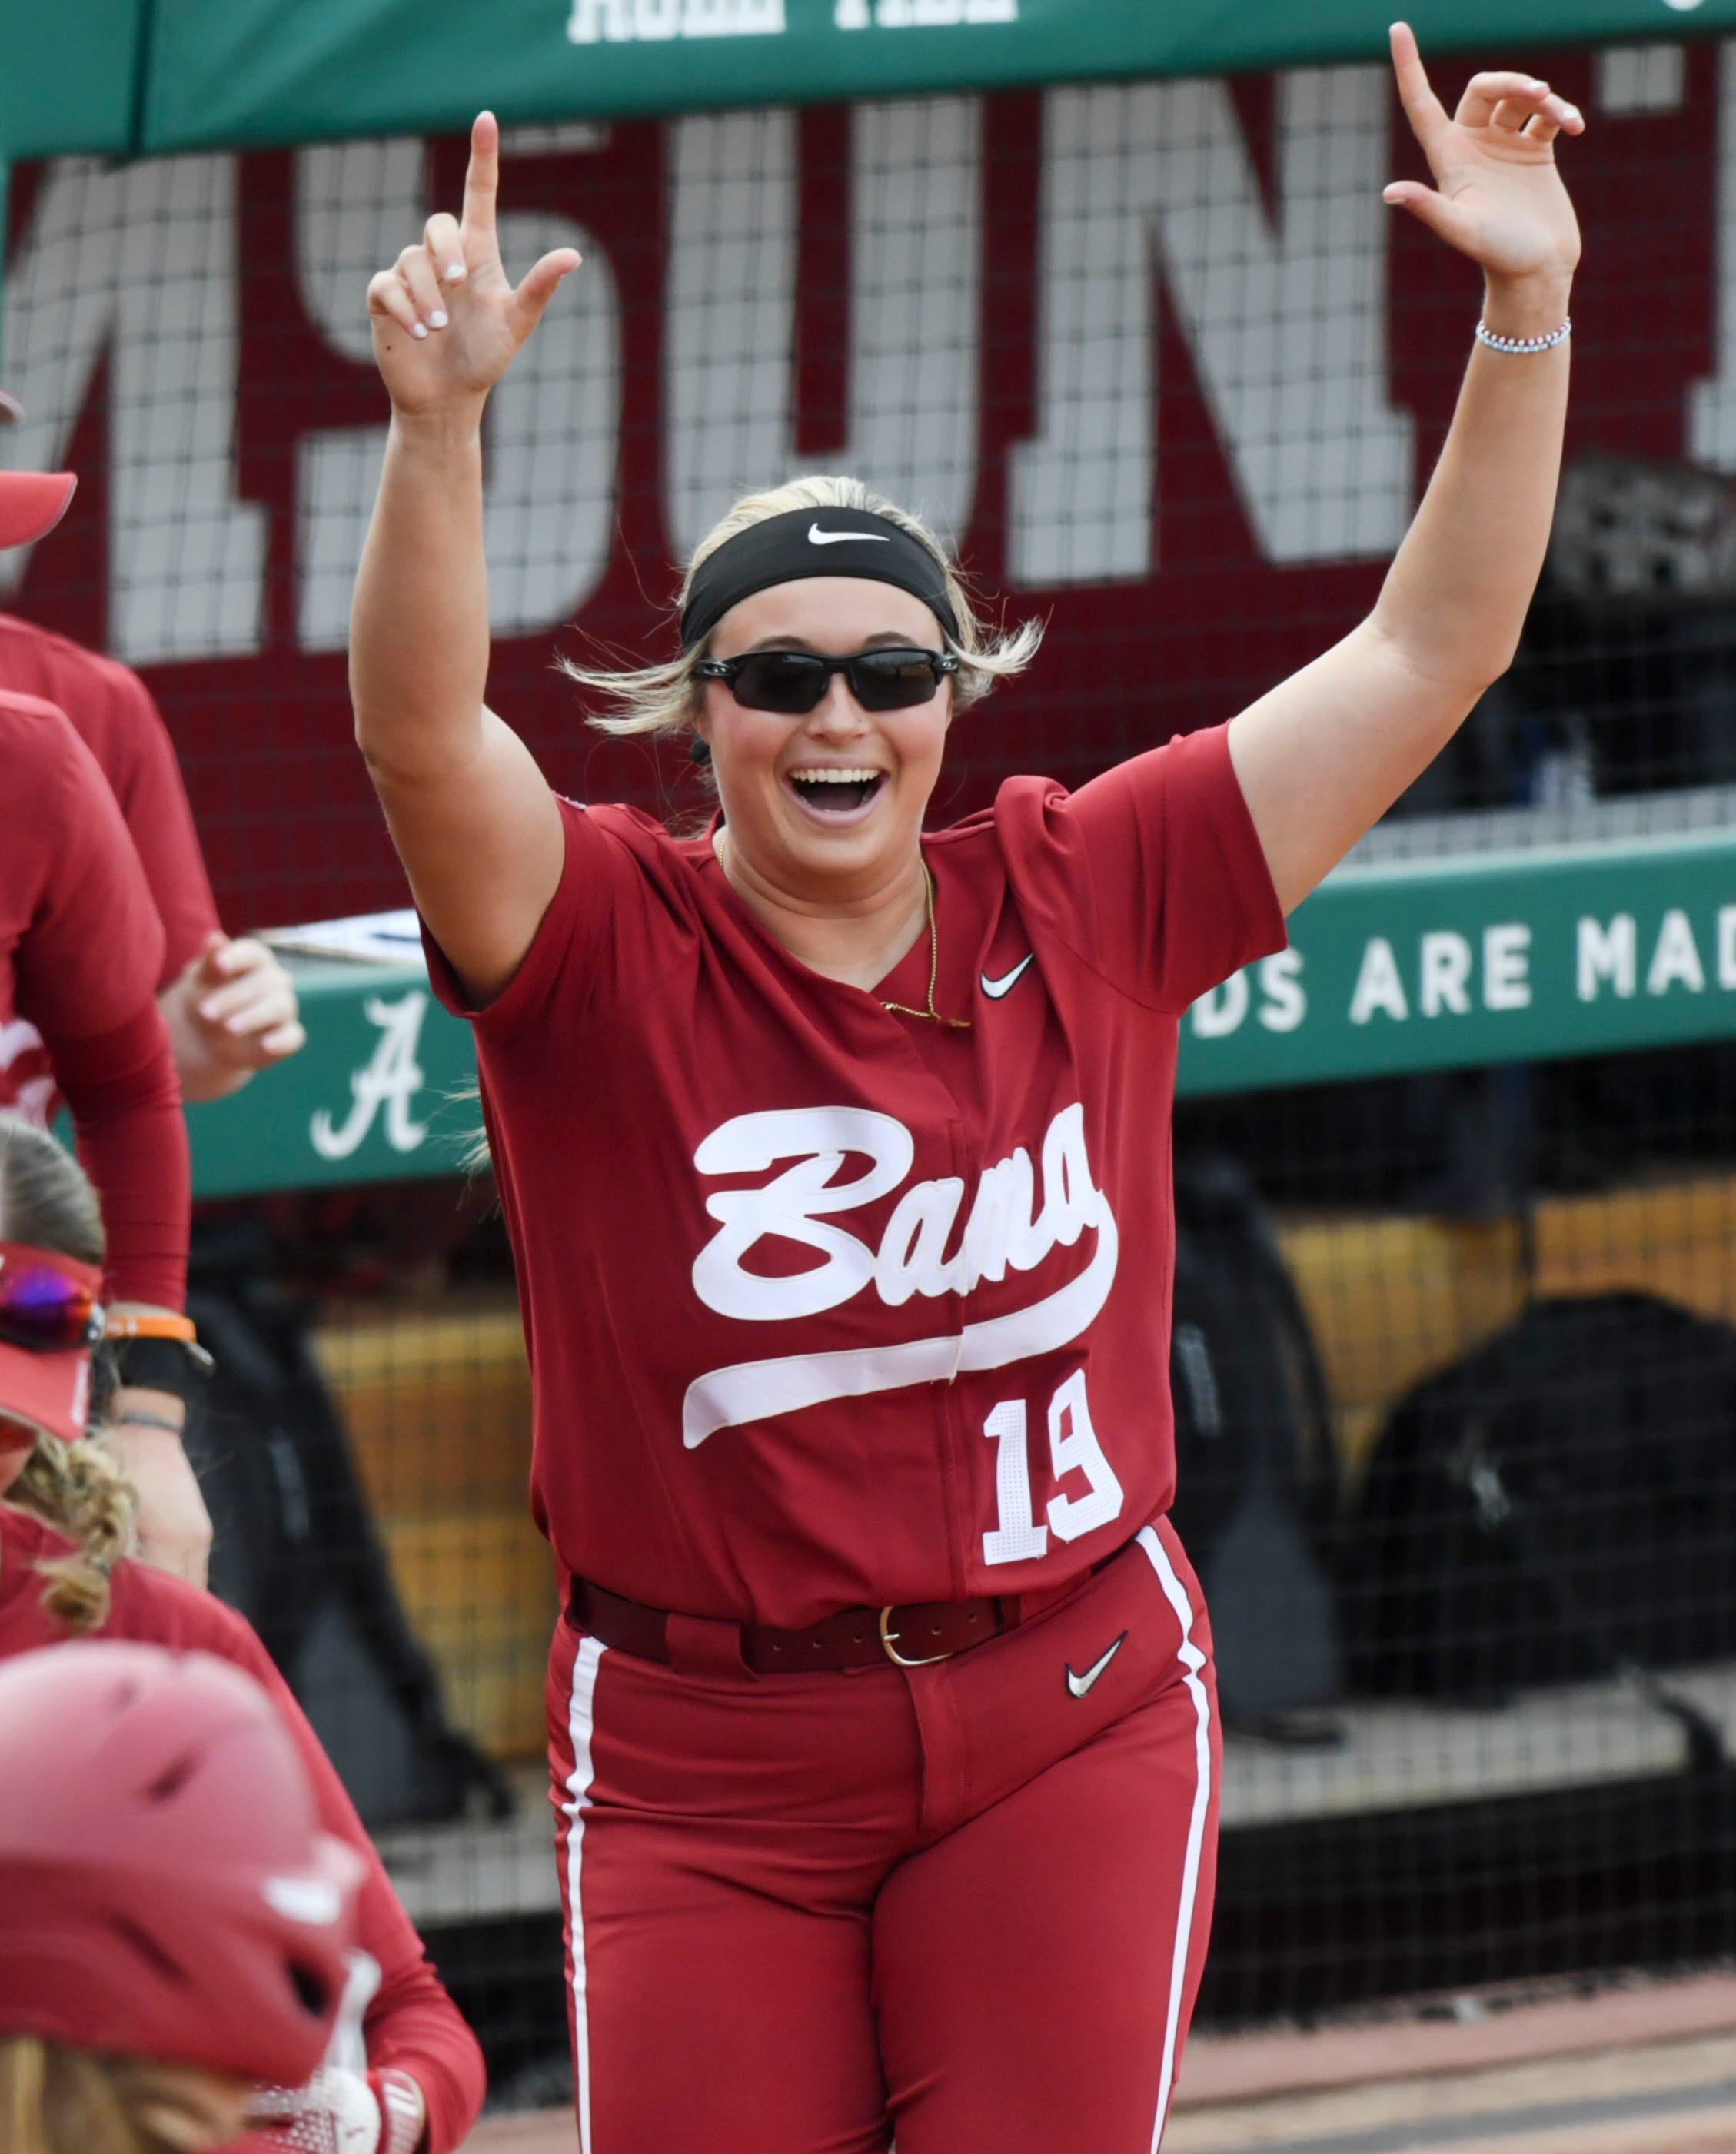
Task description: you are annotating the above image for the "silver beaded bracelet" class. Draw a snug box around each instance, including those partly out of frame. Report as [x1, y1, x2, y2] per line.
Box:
[1475, 316, 1571, 355]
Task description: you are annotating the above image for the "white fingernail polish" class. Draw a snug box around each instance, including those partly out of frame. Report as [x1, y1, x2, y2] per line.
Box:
[411, 321, 428, 339]
[447, 263, 467, 279]
[429, 309, 448, 328]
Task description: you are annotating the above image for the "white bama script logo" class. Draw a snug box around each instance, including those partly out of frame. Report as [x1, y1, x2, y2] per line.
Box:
[683, 1102, 1117, 1444]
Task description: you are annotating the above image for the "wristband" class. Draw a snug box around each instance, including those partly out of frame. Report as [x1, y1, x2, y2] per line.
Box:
[105, 1313, 213, 1388]
[107, 1333, 214, 1401]
[110, 1408, 186, 1436]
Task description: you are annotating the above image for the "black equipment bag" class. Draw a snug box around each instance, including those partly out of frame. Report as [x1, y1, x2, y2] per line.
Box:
[182, 1224, 513, 1828]
[1166, 1156, 1343, 1725]
[1343, 1291, 1736, 1704]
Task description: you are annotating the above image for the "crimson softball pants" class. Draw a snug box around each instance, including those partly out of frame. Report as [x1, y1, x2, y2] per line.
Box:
[547, 1518, 1220, 2154]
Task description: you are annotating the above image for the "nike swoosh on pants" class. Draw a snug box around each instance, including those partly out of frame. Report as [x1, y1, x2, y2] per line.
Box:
[1066, 1630, 1128, 1697]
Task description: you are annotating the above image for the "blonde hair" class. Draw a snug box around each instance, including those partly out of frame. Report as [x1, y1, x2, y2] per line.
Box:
[8, 1435, 135, 1634]
[0, 1115, 130, 1631]
[0, 2036, 246, 2154]
[564, 474, 1042, 743]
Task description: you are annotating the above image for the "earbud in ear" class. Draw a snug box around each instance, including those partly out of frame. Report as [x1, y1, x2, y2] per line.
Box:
[689, 734, 713, 767]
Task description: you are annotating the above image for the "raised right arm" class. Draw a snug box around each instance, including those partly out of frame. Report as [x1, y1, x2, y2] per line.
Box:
[351, 112, 580, 1006]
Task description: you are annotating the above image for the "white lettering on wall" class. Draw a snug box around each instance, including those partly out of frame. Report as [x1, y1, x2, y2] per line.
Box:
[484, 206, 621, 634]
[1190, 970, 1250, 1038]
[1595, 43, 1686, 115]
[1188, 950, 1307, 1039]
[1349, 936, 1408, 1025]
[1690, 42, 1736, 465]
[1483, 923, 1532, 1011]
[296, 140, 424, 652]
[295, 139, 620, 649]
[1257, 949, 1308, 1032]
[1647, 906, 1706, 995]
[836, 0, 1017, 23]
[664, 96, 981, 557]
[1419, 930, 1473, 1017]
[1009, 67, 1412, 585]
[1578, 914, 1638, 1001]
[0, 156, 265, 662]
[568, 0, 783, 42]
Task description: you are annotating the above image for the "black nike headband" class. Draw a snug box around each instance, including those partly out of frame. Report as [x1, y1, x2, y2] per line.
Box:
[679, 507, 960, 652]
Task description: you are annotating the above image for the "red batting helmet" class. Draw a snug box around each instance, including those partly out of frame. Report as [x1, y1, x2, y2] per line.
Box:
[0, 1641, 362, 2086]
[0, 387, 75, 547]
[0, 468, 75, 550]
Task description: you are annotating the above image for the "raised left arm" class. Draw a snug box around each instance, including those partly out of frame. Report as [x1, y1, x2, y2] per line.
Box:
[1229, 22, 1584, 915]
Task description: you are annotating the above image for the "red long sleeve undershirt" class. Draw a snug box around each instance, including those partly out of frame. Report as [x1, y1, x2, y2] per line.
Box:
[42, 1001, 189, 1313]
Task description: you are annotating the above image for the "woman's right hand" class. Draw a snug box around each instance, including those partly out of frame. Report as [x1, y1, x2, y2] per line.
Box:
[367, 110, 581, 420]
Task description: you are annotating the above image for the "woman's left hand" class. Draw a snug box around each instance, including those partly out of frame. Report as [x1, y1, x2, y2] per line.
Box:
[1383, 20, 1585, 293]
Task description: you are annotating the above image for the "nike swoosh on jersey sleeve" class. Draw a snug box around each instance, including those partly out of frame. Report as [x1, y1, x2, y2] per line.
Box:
[980, 953, 1034, 999]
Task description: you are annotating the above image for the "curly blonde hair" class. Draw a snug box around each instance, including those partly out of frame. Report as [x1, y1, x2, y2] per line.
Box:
[564, 474, 1042, 743]
[0, 1116, 131, 1632]
[0, 2036, 245, 2154]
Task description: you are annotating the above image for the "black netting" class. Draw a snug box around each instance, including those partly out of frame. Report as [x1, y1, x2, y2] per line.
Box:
[7, 35, 1736, 2102]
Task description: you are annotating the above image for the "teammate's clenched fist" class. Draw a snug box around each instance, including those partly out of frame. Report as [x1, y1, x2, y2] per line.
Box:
[366, 110, 580, 416]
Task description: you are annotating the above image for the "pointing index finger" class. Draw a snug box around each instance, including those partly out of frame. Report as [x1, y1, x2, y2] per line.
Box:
[1388, 21, 1448, 151]
[461, 111, 501, 249]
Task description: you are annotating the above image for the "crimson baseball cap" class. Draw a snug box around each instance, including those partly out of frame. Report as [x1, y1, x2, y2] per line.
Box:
[0, 469, 76, 552]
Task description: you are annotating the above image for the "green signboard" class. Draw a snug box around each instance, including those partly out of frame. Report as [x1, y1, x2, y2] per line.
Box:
[186, 962, 481, 1198]
[2, 9, 146, 161]
[1180, 827, 1736, 1093]
[186, 828, 1736, 1198]
[59, 0, 1736, 159]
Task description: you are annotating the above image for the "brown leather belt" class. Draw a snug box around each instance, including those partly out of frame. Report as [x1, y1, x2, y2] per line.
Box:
[567, 1575, 1019, 1673]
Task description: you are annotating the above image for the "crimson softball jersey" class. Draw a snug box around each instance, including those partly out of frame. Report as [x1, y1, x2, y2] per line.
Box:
[0, 1504, 486, 2153]
[0, 691, 188, 1309]
[431, 721, 1283, 1625]
[0, 614, 222, 986]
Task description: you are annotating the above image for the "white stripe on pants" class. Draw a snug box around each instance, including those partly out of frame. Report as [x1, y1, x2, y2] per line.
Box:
[1136, 1524, 1213, 2154]
[560, 1637, 607, 2153]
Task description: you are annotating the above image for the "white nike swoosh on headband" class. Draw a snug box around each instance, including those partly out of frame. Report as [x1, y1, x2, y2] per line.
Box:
[808, 524, 892, 546]
[980, 953, 1034, 1000]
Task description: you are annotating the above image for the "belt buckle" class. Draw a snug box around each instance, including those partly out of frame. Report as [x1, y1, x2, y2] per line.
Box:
[879, 1605, 951, 1669]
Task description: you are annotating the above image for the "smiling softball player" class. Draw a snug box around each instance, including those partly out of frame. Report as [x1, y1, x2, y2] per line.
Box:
[350, 26, 1584, 2150]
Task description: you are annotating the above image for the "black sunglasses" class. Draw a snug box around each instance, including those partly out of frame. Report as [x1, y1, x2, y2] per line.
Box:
[696, 646, 960, 716]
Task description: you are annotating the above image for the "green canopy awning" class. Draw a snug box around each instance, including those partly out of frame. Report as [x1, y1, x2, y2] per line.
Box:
[13, 1, 1736, 163]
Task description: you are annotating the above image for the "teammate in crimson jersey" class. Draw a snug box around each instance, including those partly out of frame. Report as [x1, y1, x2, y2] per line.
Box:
[0, 1639, 359, 2154]
[0, 1114, 486, 2154]
[0, 392, 306, 1104]
[352, 30, 1583, 2152]
[0, 467, 210, 1583]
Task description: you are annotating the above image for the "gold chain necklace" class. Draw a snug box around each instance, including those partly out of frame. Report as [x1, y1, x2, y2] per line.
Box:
[883, 866, 972, 1030]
